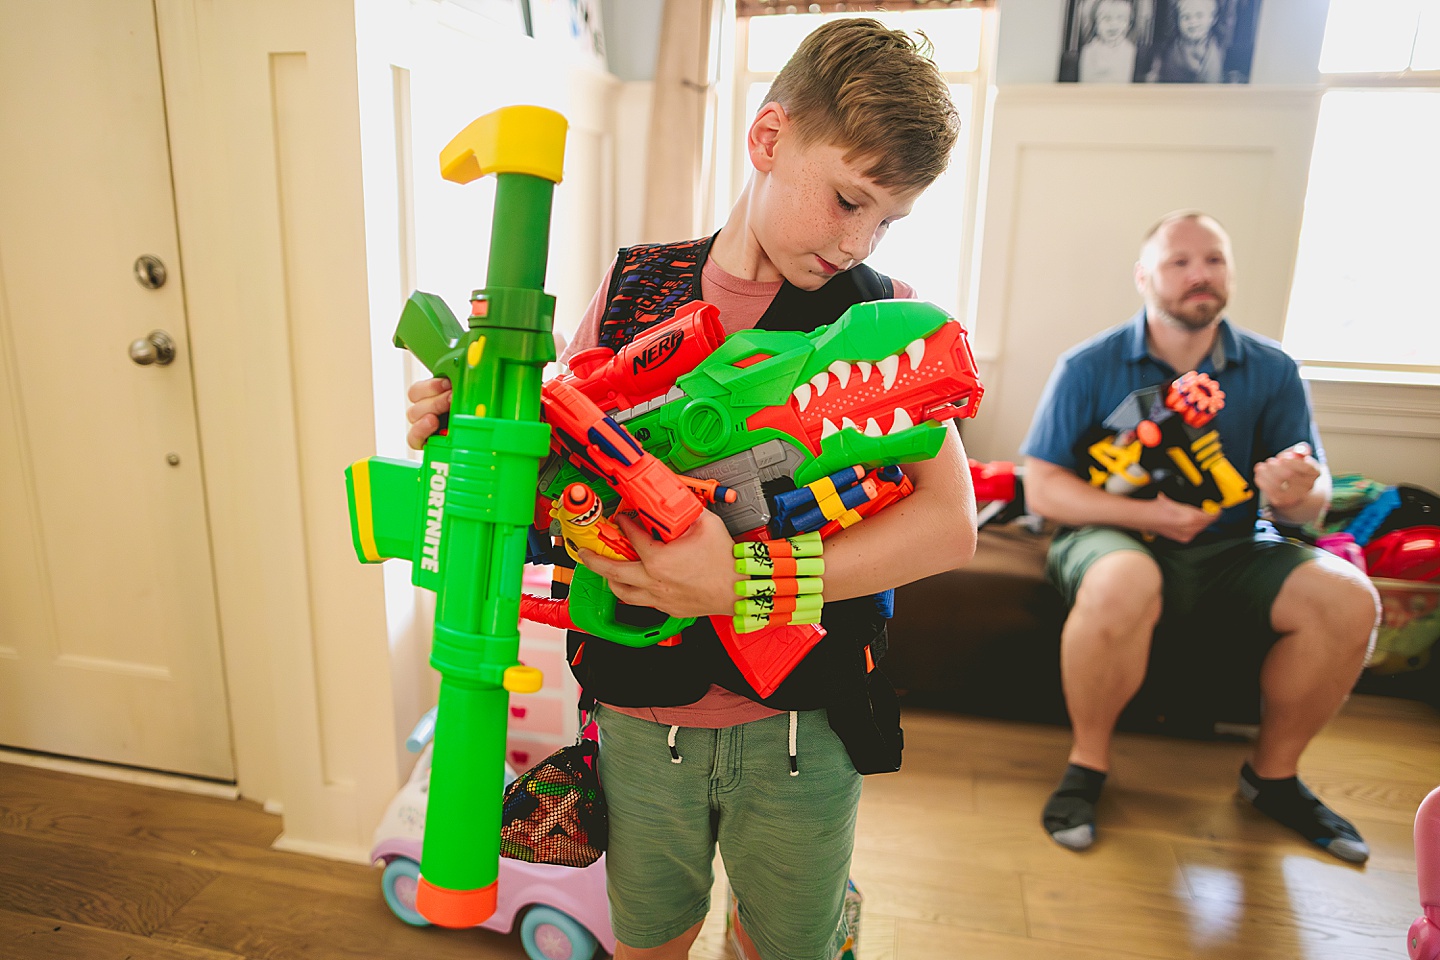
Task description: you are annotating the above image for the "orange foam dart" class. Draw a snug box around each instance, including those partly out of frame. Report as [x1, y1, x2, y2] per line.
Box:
[1166, 371, 1225, 428]
[681, 475, 738, 505]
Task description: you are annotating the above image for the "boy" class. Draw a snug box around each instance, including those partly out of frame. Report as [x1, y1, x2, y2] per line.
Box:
[408, 19, 976, 959]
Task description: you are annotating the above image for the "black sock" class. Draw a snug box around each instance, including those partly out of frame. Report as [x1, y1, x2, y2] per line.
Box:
[1043, 763, 1107, 850]
[1238, 762, 1369, 864]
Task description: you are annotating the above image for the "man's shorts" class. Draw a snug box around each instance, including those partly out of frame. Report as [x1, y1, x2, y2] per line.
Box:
[594, 706, 861, 960]
[1046, 524, 1329, 657]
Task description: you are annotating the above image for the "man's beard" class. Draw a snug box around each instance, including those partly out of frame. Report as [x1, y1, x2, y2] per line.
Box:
[1155, 286, 1226, 331]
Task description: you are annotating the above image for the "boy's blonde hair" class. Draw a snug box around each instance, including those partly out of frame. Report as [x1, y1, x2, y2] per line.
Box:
[762, 17, 959, 193]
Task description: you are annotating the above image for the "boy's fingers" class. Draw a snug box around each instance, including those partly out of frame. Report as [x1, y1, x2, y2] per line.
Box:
[612, 514, 654, 558]
[406, 377, 451, 404]
[406, 414, 438, 451]
[405, 390, 451, 425]
[578, 548, 645, 587]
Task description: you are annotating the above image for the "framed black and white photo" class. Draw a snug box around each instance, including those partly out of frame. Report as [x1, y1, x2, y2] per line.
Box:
[1059, 0, 1262, 84]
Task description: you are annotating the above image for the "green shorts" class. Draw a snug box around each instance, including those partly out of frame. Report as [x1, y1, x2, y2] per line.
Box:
[594, 706, 861, 959]
[1046, 525, 1328, 653]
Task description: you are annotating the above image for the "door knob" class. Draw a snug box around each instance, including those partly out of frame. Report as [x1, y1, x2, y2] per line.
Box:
[129, 330, 176, 366]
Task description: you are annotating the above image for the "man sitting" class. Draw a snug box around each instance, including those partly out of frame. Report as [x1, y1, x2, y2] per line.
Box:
[1020, 210, 1379, 862]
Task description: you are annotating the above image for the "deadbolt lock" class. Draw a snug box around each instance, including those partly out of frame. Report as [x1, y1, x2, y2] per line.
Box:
[134, 255, 167, 289]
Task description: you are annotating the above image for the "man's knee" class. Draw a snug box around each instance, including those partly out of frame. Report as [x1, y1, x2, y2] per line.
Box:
[1071, 550, 1164, 632]
[1273, 557, 1380, 655]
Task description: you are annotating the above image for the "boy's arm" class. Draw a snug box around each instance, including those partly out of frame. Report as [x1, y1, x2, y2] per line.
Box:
[818, 423, 976, 600]
[580, 424, 978, 618]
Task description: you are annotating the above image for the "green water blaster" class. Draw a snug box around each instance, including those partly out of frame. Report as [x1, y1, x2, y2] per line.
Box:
[344, 105, 566, 928]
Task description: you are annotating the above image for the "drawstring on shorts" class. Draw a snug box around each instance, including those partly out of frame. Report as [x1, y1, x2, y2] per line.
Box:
[662, 714, 799, 773]
[788, 711, 799, 776]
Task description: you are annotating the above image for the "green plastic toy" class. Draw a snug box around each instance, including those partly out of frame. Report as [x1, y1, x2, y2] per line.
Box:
[344, 105, 566, 929]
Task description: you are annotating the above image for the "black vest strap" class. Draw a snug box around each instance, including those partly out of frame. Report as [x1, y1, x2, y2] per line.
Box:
[755, 264, 893, 333]
[598, 235, 715, 352]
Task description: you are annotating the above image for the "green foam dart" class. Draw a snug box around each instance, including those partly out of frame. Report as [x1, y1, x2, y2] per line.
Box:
[343, 105, 566, 927]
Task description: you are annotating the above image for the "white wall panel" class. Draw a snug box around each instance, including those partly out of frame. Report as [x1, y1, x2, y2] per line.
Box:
[964, 84, 1322, 465]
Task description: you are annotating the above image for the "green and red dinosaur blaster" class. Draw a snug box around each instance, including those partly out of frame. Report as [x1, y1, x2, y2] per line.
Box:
[344, 105, 985, 927]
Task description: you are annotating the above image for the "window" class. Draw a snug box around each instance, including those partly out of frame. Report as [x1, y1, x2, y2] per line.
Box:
[724, 8, 994, 323]
[1282, 0, 1440, 376]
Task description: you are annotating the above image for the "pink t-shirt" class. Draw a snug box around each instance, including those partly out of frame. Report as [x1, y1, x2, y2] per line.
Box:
[564, 254, 914, 728]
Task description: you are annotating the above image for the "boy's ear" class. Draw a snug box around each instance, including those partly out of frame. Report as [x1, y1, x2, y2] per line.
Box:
[748, 102, 787, 173]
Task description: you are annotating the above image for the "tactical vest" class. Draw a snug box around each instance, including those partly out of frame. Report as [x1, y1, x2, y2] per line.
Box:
[558, 235, 905, 773]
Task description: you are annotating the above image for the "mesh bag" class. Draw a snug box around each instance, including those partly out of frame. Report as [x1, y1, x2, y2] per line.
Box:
[500, 737, 607, 867]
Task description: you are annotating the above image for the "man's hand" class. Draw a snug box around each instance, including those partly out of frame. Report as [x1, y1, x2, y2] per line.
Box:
[578, 510, 741, 620]
[1145, 493, 1216, 544]
[1253, 442, 1321, 514]
[405, 377, 452, 450]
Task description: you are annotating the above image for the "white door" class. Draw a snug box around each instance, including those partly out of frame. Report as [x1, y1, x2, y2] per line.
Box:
[0, 0, 234, 780]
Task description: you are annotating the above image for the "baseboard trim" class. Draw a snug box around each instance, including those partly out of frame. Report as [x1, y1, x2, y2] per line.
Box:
[272, 832, 373, 865]
[0, 747, 240, 800]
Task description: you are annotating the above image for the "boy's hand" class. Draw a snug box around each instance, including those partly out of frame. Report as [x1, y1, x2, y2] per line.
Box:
[578, 510, 742, 620]
[1253, 442, 1320, 513]
[405, 377, 452, 450]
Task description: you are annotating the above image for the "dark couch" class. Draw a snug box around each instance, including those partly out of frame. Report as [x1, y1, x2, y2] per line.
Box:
[884, 523, 1269, 739]
[883, 522, 1440, 736]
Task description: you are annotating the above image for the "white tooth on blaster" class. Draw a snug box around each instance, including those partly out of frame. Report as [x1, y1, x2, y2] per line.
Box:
[793, 382, 812, 412]
[856, 361, 873, 383]
[842, 417, 858, 432]
[865, 418, 883, 437]
[821, 418, 840, 438]
[905, 338, 925, 371]
[829, 361, 851, 389]
[878, 355, 900, 391]
[891, 408, 914, 432]
[810, 372, 830, 397]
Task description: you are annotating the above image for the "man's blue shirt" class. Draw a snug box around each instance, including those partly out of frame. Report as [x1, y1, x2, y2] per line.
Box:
[1020, 310, 1323, 535]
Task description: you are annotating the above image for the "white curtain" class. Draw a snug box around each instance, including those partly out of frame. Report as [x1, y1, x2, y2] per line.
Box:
[642, 0, 724, 242]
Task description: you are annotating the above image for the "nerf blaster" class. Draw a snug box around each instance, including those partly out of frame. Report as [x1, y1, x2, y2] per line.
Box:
[538, 296, 985, 693]
[343, 106, 566, 928]
[1077, 370, 1252, 515]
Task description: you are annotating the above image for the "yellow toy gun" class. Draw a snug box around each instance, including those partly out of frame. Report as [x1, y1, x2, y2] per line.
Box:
[1078, 371, 1252, 516]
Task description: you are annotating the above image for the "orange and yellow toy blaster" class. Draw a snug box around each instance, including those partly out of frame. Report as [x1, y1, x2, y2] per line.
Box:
[1077, 371, 1252, 516]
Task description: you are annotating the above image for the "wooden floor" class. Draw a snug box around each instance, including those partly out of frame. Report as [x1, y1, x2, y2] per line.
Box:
[1, 694, 1436, 960]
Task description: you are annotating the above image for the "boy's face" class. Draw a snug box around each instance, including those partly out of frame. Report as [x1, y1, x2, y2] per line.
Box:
[1095, 1, 1132, 42]
[749, 106, 919, 291]
[1177, 0, 1218, 41]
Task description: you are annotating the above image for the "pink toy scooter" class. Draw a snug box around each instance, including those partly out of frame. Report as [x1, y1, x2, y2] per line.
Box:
[371, 708, 616, 960]
[1411, 786, 1440, 960]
